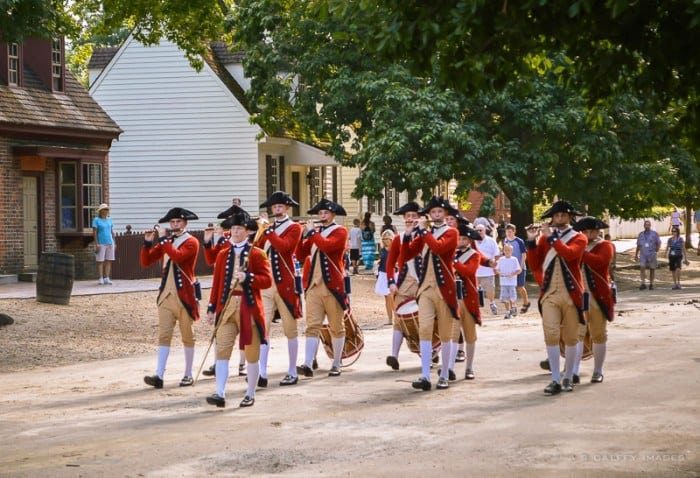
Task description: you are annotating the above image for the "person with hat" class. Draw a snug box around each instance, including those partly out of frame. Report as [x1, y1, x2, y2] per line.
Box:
[401, 196, 459, 391]
[201, 205, 256, 379]
[571, 216, 615, 384]
[296, 198, 349, 377]
[526, 200, 587, 395]
[448, 222, 489, 380]
[91, 204, 115, 285]
[205, 212, 272, 408]
[141, 207, 201, 389]
[385, 201, 422, 370]
[253, 191, 304, 386]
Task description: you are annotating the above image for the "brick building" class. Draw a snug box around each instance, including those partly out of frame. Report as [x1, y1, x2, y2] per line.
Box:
[0, 36, 121, 279]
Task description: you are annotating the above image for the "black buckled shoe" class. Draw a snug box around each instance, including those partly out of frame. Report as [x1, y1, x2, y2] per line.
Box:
[412, 377, 432, 391]
[590, 372, 604, 383]
[455, 350, 466, 362]
[432, 352, 440, 364]
[206, 393, 226, 408]
[572, 374, 580, 384]
[328, 366, 341, 377]
[238, 364, 247, 376]
[296, 364, 314, 377]
[386, 355, 399, 370]
[279, 375, 298, 386]
[539, 359, 551, 371]
[202, 364, 216, 377]
[436, 377, 449, 390]
[465, 369, 475, 380]
[257, 376, 268, 388]
[438, 368, 457, 381]
[544, 381, 562, 395]
[239, 395, 255, 407]
[144, 375, 163, 389]
[312, 359, 319, 370]
[179, 376, 194, 387]
[562, 378, 573, 392]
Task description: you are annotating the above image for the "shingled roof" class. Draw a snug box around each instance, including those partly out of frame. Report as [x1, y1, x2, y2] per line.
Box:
[210, 42, 246, 64]
[87, 46, 120, 70]
[0, 65, 122, 137]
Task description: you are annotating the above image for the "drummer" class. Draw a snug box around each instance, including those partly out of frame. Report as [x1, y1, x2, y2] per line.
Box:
[570, 216, 615, 384]
[385, 202, 422, 370]
[401, 196, 459, 391]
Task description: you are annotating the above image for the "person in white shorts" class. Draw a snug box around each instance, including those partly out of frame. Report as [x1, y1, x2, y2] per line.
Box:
[475, 224, 500, 314]
[92, 204, 115, 285]
[496, 244, 522, 319]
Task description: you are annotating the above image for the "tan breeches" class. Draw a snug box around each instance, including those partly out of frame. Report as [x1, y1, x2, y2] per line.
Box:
[215, 296, 261, 361]
[452, 302, 477, 344]
[418, 287, 454, 342]
[157, 292, 195, 347]
[540, 292, 580, 347]
[305, 282, 344, 339]
[581, 299, 608, 344]
[262, 286, 298, 339]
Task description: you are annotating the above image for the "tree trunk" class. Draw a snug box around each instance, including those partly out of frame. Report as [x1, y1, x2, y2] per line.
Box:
[510, 196, 534, 240]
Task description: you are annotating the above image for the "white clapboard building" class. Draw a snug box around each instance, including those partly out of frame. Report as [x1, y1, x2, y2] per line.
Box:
[88, 37, 364, 230]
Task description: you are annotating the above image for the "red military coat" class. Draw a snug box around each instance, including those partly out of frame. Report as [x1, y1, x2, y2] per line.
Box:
[297, 223, 349, 310]
[454, 245, 489, 325]
[527, 228, 588, 322]
[254, 219, 303, 318]
[140, 233, 200, 321]
[582, 239, 615, 321]
[401, 225, 459, 318]
[386, 232, 422, 289]
[207, 243, 272, 348]
[204, 236, 231, 266]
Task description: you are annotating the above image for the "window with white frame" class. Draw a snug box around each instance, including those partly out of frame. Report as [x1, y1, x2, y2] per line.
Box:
[51, 39, 63, 91]
[58, 161, 103, 231]
[8, 43, 19, 86]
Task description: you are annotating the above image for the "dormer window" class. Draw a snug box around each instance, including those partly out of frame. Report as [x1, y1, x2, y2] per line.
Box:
[52, 39, 63, 91]
[8, 43, 19, 86]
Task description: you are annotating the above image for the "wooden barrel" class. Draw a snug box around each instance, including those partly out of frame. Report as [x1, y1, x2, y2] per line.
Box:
[36, 253, 74, 305]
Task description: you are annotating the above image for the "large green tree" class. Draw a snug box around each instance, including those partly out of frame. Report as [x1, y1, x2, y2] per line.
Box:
[231, 1, 681, 230]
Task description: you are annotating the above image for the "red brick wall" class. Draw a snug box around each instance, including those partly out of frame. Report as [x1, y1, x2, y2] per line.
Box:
[0, 137, 24, 274]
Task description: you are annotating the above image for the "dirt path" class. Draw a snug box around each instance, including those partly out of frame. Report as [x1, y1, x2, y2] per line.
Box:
[1, 254, 699, 476]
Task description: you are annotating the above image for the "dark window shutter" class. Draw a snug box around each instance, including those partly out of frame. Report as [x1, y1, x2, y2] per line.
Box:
[265, 155, 273, 199]
[279, 156, 286, 191]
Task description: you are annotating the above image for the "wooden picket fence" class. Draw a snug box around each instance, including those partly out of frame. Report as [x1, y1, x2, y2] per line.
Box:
[110, 230, 213, 280]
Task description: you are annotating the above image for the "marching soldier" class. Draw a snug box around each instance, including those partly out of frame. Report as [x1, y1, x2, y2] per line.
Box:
[205, 212, 272, 408]
[401, 196, 459, 391]
[449, 222, 489, 380]
[254, 191, 304, 386]
[141, 207, 200, 389]
[201, 204, 253, 378]
[385, 201, 422, 370]
[571, 216, 615, 383]
[526, 200, 587, 395]
[296, 198, 349, 378]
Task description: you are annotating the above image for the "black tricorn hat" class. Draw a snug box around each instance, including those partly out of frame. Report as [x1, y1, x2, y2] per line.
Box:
[221, 212, 256, 230]
[260, 191, 299, 208]
[393, 201, 421, 215]
[217, 204, 246, 219]
[307, 198, 347, 216]
[158, 207, 198, 223]
[540, 200, 584, 219]
[419, 195, 455, 215]
[458, 223, 481, 240]
[573, 216, 609, 232]
[457, 215, 471, 226]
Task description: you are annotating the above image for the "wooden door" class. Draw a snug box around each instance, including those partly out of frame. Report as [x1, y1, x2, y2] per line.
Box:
[22, 176, 39, 270]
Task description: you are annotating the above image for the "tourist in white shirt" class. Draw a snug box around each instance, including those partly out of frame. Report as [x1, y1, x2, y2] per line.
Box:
[496, 244, 522, 319]
[474, 224, 500, 314]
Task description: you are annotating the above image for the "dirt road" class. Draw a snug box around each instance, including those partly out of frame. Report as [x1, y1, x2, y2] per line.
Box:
[1, 255, 699, 477]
